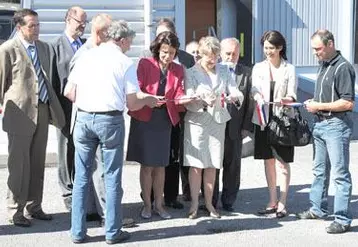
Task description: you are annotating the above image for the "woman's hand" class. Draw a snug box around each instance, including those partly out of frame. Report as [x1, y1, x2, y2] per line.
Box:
[177, 95, 200, 105]
[203, 93, 216, 107]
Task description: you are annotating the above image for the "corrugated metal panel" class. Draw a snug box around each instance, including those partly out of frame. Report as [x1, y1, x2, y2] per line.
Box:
[28, 0, 176, 59]
[253, 0, 354, 66]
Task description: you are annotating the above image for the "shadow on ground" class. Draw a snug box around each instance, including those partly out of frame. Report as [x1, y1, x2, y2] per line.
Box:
[0, 184, 357, 244]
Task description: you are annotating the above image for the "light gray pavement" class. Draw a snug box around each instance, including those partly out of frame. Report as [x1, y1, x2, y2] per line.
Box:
[0, 139, 357, 246]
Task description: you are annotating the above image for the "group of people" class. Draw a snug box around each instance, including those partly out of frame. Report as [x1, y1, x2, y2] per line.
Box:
[0, 5, 354, 245]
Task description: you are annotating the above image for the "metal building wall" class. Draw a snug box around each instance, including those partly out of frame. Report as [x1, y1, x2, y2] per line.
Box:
[21, 0, 177, 59]
[253, 0, 355, 66]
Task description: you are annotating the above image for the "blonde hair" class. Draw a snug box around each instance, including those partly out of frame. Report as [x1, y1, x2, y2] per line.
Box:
[198, 36, 221, 56]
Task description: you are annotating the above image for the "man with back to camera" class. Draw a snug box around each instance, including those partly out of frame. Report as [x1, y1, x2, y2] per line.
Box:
[0, 9, 65, 227]
[65, 20, 162, 244]
[69, 13, 135, 228]
[297, 29, 355, 234]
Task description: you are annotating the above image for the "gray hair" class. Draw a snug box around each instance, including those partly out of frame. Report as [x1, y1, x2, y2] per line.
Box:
[107, 20, 136, 41]
[221, 37, 240, 48]
[198, 36, 221, 56]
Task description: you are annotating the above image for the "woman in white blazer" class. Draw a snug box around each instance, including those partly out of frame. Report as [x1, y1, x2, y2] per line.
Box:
[183, 36, 243, 219]
[251, 30, 297, 218]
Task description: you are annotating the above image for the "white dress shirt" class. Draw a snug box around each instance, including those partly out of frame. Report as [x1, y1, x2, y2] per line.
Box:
[68, 42, 139, 112]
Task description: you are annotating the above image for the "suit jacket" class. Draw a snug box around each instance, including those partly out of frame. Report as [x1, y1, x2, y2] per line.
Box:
[0, 37, 65, 135]
[128, 57, 185, 126]
[51, 34, 86, 130]
[251, 60, 297, 128]
[227, 64, 254, 140]
[184, 63, 244, 125]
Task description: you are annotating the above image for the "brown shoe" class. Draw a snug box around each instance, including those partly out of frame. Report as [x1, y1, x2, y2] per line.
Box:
[30, 210, 53, 221]
[10, 216, 31, 227]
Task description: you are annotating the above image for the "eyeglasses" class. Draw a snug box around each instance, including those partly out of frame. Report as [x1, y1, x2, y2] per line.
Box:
[69, 16, 88, 26]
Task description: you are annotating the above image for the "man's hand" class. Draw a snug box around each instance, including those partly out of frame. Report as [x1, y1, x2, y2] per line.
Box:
[64, 82, 76, 102]
[304, 99, 320, 113]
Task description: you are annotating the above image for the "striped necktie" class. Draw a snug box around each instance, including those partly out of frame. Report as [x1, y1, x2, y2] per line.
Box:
[28, 45, 48, 103]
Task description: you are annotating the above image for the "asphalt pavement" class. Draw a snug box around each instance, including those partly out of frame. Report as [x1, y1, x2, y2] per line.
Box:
[0, 141, 357, 247]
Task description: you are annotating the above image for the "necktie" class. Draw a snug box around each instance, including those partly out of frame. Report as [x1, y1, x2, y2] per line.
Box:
[28, 45, 48, 103]
[73, 40, 81, 52]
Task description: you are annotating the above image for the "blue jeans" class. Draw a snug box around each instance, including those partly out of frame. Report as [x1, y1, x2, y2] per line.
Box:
[71, 111, 125, 241]
[309, 114, 353, 226]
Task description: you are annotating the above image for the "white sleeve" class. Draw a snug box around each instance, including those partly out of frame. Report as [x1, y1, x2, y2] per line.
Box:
[124, 64, 140, 95]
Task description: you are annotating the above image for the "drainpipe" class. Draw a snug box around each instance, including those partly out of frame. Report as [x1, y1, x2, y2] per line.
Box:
[144, 0, 153, 49]
[21, 0, 32, 9]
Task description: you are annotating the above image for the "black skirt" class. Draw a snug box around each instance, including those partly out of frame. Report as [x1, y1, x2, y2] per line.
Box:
[126, 108, 172, 167]
[254, 125, 294, 163]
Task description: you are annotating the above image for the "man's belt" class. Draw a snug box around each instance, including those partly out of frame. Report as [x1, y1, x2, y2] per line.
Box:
[78, 108, 123, 116]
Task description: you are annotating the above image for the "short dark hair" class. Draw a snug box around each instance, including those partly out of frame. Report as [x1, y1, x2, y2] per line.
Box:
[260, 30, 287, 60]
[311, 29, 335, 46]
[13, 9, 38, 26]
[156, 18, 176, 34]
[150, 31, 180, 61]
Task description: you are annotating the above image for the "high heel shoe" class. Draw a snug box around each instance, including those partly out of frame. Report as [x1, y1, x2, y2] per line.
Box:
[276, 208, 287, 218]
[209, 210, 221, 219]
[153, 209, 172, 219]
[188, 210, 198, 219]
[257, 203, 278, 215]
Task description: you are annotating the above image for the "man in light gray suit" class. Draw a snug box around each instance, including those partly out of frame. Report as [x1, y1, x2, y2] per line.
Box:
[0, 9, 65, 227]
[51, 6, 87, 212]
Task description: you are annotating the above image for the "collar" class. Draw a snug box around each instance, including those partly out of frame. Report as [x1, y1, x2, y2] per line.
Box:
[18, 37, 35, 50]
[65, 32, 82, 45]
[326, 51, 341, 65]
[264, 59, 287, 68]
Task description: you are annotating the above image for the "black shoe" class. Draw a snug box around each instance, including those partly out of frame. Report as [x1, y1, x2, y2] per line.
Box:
[222, 204, 234, 212]
[258, 207, 277, 215]
[326, 221, 350, 234]
[30, 210, 53, 221]
[72, 234, 89, 244]
[86, 213, 102, 222]
[106, 231, 130, 245]
[63, 197, 72, 212]
[296, 210, 320, 220]
[9, 216, 31, 227]
[276, 209, 287, 218]
[165, 200, 184, 209]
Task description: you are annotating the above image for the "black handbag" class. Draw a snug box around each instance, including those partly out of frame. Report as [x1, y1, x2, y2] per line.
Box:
[267, 107, 311, 147]
[266, 64, 311, 147]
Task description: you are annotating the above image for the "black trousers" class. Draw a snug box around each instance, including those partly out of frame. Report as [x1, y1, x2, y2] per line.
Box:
[213, 131, 243, 208]
[164, 118, 190, 203]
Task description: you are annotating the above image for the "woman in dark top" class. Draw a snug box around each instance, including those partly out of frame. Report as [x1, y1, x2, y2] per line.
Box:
[127, 31, 193, 220]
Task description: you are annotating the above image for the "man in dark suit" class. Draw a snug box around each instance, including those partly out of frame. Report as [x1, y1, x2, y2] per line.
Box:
[0, 9, 65, 227]
[140, 18, 195, 208]
[212, 38, 253, 211]
[51, 6, 87, 212]
[156, 18, 195, 208]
